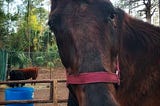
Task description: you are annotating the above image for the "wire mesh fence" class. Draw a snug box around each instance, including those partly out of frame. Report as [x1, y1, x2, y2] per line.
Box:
[8, 51, 62, 69]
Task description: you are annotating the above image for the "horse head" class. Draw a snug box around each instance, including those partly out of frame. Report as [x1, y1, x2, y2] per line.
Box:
[49, 0, 119, 106]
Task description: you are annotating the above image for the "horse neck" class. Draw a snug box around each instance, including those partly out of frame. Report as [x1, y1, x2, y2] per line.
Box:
[116, 9, 160, 106]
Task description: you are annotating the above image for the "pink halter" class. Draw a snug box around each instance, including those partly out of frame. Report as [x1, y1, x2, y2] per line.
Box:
[67, 56, 120, 85]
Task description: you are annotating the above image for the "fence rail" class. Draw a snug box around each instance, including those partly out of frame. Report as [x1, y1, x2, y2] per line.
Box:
[0, 79, 67, 106]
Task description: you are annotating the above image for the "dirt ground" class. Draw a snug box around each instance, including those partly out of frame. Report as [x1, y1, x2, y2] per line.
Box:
[34, 67, 68, 106]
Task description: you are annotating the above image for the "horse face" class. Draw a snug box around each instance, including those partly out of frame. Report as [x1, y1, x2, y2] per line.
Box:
[49, 0, 118, 106]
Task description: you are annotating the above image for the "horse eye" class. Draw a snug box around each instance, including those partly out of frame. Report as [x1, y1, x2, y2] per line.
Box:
[110, 13, 115, 19]
[106, 13, 115, 23]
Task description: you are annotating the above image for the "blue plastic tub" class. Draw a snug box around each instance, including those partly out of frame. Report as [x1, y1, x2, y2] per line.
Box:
[5, 87, 34, 106]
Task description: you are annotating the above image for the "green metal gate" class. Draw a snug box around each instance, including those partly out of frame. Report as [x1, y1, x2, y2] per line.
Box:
[0, 50, 8, 81]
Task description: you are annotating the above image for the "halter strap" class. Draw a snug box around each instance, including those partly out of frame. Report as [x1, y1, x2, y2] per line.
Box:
[67, 56, 120, 85]
[67, 72, 120, 85]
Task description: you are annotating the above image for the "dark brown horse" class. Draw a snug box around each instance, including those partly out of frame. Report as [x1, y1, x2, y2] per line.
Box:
[20, 67, 39, 80]
[48, 0, 160, 106]
[8, 67, 39, 87]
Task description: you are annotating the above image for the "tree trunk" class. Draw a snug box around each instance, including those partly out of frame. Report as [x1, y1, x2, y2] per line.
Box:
[27, 0, 31, 58]
[143, 0, 152, 23]
[145, 0, 151, 23]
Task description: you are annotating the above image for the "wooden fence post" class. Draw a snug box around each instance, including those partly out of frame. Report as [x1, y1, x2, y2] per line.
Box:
[53, 79, 58, 106]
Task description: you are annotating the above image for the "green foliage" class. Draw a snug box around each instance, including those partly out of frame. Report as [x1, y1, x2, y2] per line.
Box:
[35, 56, 44, 66]
[47, 62, 54, 68]
[8, 52, 31, 68]
[32, 44, 61, 67]
[0, 1, 8, 48]
[0, 0, 62, 68]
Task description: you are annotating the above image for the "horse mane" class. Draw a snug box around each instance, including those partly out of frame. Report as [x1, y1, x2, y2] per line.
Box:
[116, 8, 160, 64]
[116, 8, 160, 106]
